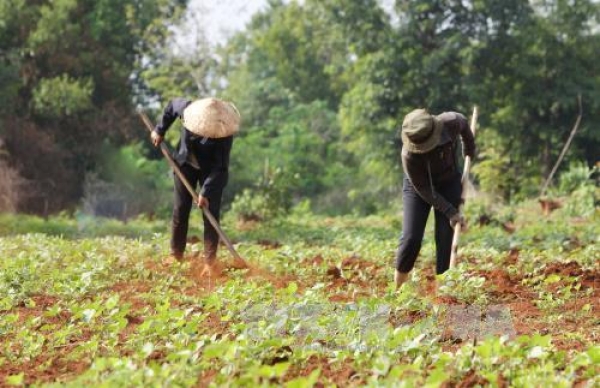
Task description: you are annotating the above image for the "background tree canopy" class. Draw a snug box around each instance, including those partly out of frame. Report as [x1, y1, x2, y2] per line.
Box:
[1, 0, 598, 216]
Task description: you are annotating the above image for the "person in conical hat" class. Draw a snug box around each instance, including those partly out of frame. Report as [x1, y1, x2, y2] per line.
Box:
[394, 109, 475, 289]
[151, 97, 240, 264]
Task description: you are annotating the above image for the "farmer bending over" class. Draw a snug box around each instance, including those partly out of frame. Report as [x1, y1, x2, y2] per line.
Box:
[395, 108, 475, 288]
[151, 98, 240, 266]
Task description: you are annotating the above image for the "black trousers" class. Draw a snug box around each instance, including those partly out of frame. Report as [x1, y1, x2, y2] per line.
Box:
[171, 163, 223, 259]
[395, 176, 462, 275]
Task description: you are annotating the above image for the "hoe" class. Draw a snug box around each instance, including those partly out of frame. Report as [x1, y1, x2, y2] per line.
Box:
[450, 106, 478, 268]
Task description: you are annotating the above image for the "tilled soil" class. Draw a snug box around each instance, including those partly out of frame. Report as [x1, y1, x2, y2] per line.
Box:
[1, 248, 597, 387]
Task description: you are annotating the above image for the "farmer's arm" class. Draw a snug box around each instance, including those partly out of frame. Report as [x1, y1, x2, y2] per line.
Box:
[438, 112, 475, 158]
[402, 152, 459, 220]
[200, 136, 233, 198]
[154, 98, 189, 136]
[457, 113, 475, 158]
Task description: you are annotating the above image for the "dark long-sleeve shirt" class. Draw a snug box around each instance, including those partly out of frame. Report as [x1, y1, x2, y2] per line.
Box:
[154, 98, 233, 197]
[401, 112, 475, 219]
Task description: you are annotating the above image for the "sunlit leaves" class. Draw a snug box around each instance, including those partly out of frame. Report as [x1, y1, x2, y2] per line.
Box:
[0, 206, 598, 386]
[32, 75, 94, 118]
[27, 0, 79, 51]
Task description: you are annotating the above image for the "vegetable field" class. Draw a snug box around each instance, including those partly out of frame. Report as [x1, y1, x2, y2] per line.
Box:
[0, 202, 598, 387]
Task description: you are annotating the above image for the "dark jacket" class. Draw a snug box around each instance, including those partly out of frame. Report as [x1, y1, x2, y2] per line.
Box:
[154, 98, 233, 197]
[401, 112, 475, 219]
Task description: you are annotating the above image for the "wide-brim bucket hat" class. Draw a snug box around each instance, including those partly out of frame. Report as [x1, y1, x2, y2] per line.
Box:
[182, 98, 241, 138]
[401, 108, 444, 154]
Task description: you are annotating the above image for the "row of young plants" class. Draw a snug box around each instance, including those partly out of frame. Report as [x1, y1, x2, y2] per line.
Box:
[0, 200, 597, 386]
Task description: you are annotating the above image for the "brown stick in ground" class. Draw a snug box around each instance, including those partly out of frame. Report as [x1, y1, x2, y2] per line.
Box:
[539, 94, 583, 198]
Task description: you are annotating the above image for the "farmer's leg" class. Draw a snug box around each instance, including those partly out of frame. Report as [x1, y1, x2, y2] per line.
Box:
[170, 164, 200, 258]
[201, 190, 223, 263]
[395, 178, 432, 276]
[433, 177, 462, 274]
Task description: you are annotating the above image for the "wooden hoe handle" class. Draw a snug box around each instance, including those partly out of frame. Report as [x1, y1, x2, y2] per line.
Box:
[449, 106, 478, 268]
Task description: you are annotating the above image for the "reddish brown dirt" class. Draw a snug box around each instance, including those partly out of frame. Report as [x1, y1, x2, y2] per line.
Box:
[0, 322, 93, 387]
[185, 257, 300, 293]
[440, 369, 489, 388]
[542, 261, 598, 290]
[284, 355, 362, 387]
[0, 354, 90, 387]
[9, 294, 64, 323]
[308, 254, 325, 266]
[475, 268, 534, 302]
[538, 198, 562, 215]
[480, 261, 597, 351]
[110, 280, 153, 306]
[322, 256, 387, 302]
[326, 266, 342, 279]
[506, 248, 519, 265]
[508, 300, 545, 334]
[340, 255, 379, 271]
[108, 281, 155, 346]
[416, 256, 598, 353]
[196, 368, 219, 387]
[2, 249, 597, 387]
[496, 373, 510, 388]
[197, 312, 231, 338]
[0, 281, 159, 386]
[195, 354, 361, 387]
[390, 309, 427, 327]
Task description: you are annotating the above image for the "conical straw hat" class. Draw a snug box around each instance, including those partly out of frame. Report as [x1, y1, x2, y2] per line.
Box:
[182, 98, 241, 138]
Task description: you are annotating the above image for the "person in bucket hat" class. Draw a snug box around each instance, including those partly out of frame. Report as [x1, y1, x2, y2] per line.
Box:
[151, 97, 240, 264]
[394, 108, 475, 288]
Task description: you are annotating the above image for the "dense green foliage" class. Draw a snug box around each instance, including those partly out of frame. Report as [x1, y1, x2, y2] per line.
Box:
[217, 0, 600, 212]
[0, 0, 186, 214]
[0, 0, 599, 217]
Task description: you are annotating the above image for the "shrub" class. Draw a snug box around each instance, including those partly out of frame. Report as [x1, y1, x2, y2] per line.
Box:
[83, 143, 172, 219]
[558, 162, 599, 194]
[228, 168, 292, 222]
[553, 162, 599, 218]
